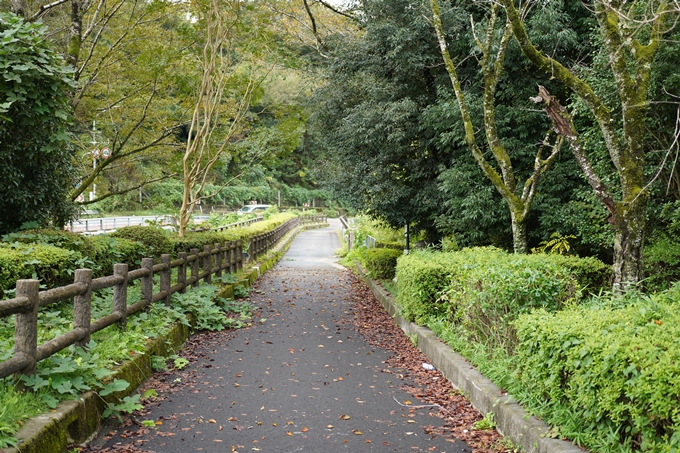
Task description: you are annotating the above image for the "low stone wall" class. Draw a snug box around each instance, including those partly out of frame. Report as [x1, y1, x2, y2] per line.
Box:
[356, 263, 586, 453]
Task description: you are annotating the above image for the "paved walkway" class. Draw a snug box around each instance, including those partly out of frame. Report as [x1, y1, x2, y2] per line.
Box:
[90, 223, 469, 453]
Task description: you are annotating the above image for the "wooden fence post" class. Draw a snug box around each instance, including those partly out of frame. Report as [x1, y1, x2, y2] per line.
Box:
[161, 254, 171, 305]
[178, 252, 188, 294]
[221, 242, 228, 272]
[113, 263, 128, 330]
[74, 269, 93, 347]
[215, 243, 222, 278]
[190, 249, 199, 288]
[229, 241, 236, 274]
[141, 258, 154, 307]
[203, 245, 212, 284]
[237, 241, 243, 271]
[15, 279, 39, 377]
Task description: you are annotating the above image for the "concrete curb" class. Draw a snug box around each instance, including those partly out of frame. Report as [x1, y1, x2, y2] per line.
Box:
[355, 264, 584, 453]
[2, 222, 329, 453]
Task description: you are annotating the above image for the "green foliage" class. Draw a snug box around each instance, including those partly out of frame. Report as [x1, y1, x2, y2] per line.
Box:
[473, 412, 496, 431]
[0, 242, 82, 295]
[512, 287, 680, 452]
[261, 206, 279, 220]
[364, 248, 402, 280]
[173, 357, 189, 370]
[110, 226, 173, 257]
[170, 285, 254, 331]
[396, 248, 607, 352]
[19, 343, 118, 409]
[171, 232, 236, 255]
[532, 232, 576, 255]
[643, 237, 680, 293]
[2, 229, 97, 258]
[0, 381, 43, 449]
[102, 394, 143, 421]
[203, 212, 241, 228]
[0, 13, 77, 234]
[89, 235, 148, 276]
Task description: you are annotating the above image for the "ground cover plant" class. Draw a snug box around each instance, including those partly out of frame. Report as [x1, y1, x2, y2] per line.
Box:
[0, 279, 255, 447]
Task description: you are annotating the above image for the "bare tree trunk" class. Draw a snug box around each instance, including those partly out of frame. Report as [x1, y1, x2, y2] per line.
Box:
[503, 0, 664, 289]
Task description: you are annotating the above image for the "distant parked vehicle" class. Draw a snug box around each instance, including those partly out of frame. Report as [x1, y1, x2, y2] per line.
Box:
[237, 204, 271, 215]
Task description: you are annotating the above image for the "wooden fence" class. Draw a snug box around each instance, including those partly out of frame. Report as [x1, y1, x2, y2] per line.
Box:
[0, 215, 326, 380]
[189, 215, 263, 233]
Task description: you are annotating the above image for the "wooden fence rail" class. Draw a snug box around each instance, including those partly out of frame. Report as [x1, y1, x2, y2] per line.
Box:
[0, 215, 326, 381]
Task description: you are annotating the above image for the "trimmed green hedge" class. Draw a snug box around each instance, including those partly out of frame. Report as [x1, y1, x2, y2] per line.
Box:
[171, 232, 238, 255]
[2, 229, 97, 258]
[0, 243, 82, 294]
[513, 288, 680, 452]
[396, 247, 609, 351]
[89, 235, 148, 277]
[0, 213, 303, 293]
[364, 248, 402, 279]
[110, 226, 174, 258]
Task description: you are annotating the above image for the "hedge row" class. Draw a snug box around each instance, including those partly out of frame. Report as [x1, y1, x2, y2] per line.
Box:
[395, 247, 610, 351]
[513, 287, 680, 452]
[0, 212, 299, 295]
[364, 248, 402, 279]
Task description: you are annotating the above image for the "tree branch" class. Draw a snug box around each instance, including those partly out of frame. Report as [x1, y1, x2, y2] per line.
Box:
[77, 173, 177, 205]
[28, 0, 70, 21]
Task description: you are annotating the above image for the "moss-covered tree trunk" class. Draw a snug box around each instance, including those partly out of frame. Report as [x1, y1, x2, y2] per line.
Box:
[502, 0, 665, 289]
[430, 0, 560, 254]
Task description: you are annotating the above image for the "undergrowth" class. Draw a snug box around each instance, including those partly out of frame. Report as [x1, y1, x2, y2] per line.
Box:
[0, 277, 253, 446]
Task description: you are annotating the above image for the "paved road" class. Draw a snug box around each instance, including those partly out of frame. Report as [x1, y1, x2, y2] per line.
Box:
[90, 224, 469, 453]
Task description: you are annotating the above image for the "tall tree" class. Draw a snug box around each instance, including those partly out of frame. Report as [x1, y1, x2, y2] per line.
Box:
[430, 0, 563, 253]
[7, 0, 194, 207]
[310, 0, 453, 238]
[501, 0, 676, 289]
[178, 0, 260, 236]
[0, 13, 77, 233]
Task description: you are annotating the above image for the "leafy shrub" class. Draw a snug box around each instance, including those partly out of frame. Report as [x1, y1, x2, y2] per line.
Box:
[0, 243, 82, 294]
[513, 287, 680, 452]
[643, 236, 680, 292]
[226, 212, 297, 240]
[364, 248, 402, 279]
[538, 253, 611, 294]
[202, 212, 240, 229]
[261, 206, 279, 220]
[2, 229, 97, 258]
[89, 235, 148, 276]
[171, 232, 237, 255]
[396, 248, 607, 352]
[324, 209, 339, 218]
[110, 226, 173, 258]
[376, 242, 403, 251]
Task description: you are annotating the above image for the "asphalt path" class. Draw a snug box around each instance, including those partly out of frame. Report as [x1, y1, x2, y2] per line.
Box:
[89, 223, 470, 453]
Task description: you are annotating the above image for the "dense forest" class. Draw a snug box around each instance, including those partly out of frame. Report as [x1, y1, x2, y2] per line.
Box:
[2, 0, 680, 288]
